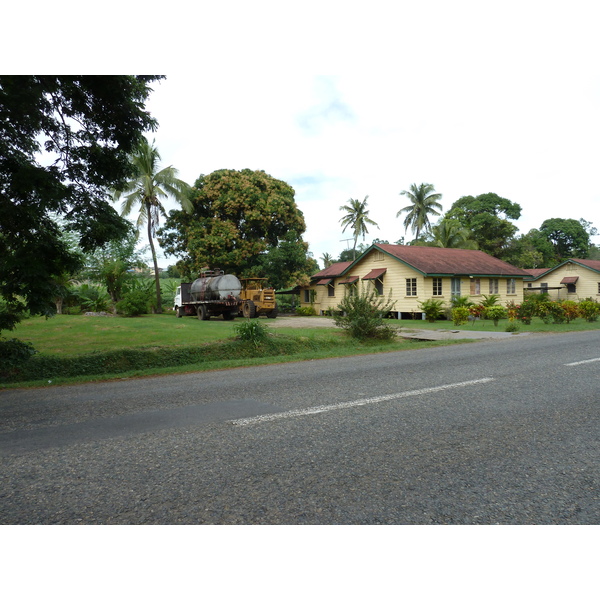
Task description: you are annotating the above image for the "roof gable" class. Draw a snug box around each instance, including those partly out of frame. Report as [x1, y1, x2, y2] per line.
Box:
[366, 244, 528, 277]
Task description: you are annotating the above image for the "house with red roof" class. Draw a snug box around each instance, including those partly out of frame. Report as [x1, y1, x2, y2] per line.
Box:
[300, 244, 529, 318]
[523, 258, 600, 300]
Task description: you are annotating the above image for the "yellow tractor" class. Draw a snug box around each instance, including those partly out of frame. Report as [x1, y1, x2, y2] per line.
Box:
[239, 278, 278, 318]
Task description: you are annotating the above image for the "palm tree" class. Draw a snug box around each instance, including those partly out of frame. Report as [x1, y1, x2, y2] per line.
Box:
[430, 218, 478, 249]
[397, 183, 443, 241]
[339, 196, 379, 260]
[113, 138, 192, 313]
[320, 252, 333, 268]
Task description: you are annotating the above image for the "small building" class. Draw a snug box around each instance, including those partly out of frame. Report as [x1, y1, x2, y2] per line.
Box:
[300, 244, 529, 318]
[523, 258, 600, 300]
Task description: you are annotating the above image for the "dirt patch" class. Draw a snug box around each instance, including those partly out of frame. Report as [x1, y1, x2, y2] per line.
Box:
[261, 316, 337, 328]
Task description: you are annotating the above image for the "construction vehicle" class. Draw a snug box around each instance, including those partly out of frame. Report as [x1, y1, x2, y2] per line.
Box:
[239, 278, 278, 318]
[174, 270, 242, 320]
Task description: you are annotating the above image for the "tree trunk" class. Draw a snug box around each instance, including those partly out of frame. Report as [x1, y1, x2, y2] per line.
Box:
[147, 203, 162, 314]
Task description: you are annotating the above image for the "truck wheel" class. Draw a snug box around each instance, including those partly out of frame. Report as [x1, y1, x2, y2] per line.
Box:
[267, 307, 278, 319]
[197, 305, 210, 320]
[176, 306, 184, 318]
[242, 300, 256, 318]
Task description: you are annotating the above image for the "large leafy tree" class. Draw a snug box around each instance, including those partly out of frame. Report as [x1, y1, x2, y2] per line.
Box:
[397, 183, 443, 241]
[113, 138, 191, 313]
[539, 218, 591, 260]
[0, 75, 160, 333]
[339, 196, 379, 260]
[445, 192, 521, 258]
[158, 169, 309, 283]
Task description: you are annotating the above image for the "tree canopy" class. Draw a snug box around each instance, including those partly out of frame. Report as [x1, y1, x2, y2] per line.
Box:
[158, 169, 310, 286]
[445, 192, 521, 258]
[539, 218, 591, 260]
[0, 75, 160, 333]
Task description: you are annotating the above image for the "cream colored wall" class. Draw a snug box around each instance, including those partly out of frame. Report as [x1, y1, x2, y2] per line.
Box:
[299, 250, 525, 315]
[529, 263, 600, 300]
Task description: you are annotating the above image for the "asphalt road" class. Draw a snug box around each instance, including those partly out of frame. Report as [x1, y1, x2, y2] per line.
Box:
[1, 331, 599, 524]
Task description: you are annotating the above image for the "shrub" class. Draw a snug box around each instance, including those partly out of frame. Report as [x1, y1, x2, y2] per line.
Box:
[116, 290, 151, 317]
[451, 307, 470, 326]
[481, 294, 500, 307]
[578, 298, 600, 322]
[234, 319, 270, 347]
[469, 304, 485, 320]
[483, 305, 507, 326]
[418, 298, 445, 323]
[561, 300, 579, 323]
[296, 306, 317, 316]
[0, 338, 38, 377]
[451, 295, 473, 308]
[75, 284, 112, 313]
[333, 285, 397, 341]
[505, 322, 520, 332]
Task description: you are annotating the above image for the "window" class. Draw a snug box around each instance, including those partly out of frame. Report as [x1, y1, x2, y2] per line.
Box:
[507, 278, 516, 294]
[470, 278, 481, 295]
[374, 251, 385, 262]
[303, 289, 310, 303]
[328, 281, 335, 297]
[451, 278, 461, 298]
[567, 283, 577, 294]
[541, 282, 548, 291]
[489, 278, 499, 294]
[406, 278, 417, 296]
[598, 282, 600, 295]
[433, 278, 443, 296]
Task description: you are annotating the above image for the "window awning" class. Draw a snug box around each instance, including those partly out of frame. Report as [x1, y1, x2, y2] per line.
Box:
[561, 276, 579, 284]
[362, 268, 387, 280]
[338, 276, 359, 285]
[316, 278, 332, 285]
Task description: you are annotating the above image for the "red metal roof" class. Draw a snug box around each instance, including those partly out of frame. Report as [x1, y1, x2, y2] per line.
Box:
[362, 268, 387, 280]
[311, 261, 353, 280]
[560, 276, 579, 284]
[568, 259, 600, 272]
[338, 276, 359, 284]
[523, 268, 552, 279]
[374, 244, 529, 276]
[316, 278, 332, 285]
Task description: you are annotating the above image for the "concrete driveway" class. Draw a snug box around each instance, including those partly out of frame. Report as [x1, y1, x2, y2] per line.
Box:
[263, 315, 530, 339]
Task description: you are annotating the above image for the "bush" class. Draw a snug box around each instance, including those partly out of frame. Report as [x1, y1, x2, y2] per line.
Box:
[451, 306, 470, 326]
[505, 322, 520, 333]
[234, 319, 270, 347]
[418, 298, 445, 323]
[333, 285, 397, 341]
[561, 300, 579, 324]
[116, 290, 151, 317]
[483, 305, 507, 326]
[74, 284, 112, 313]
[0, 338, 38, 377]
[579, 298, 600, 322]
[296, 306, 317, 316]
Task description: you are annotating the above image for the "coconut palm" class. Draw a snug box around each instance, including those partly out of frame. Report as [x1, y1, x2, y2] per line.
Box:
[430, 218, 478, 249]
[339, 196, 379, 260]
[320, 252, 334, 268]
[397, 183, 443, 240]
[113, 138, 191, 313]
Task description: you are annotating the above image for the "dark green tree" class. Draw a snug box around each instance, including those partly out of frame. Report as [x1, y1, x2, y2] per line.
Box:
[158, 169, 308, 282]
[445, 192, 521, 258]
[113, 138, 191, 313]
[539, 218, 591, 260]
[397, 183, 443, 241]
[0, 75, 160, 333]
[420, 218, 478, 249]
[503, 229, 557, 268]
[339, 196, 379, 260]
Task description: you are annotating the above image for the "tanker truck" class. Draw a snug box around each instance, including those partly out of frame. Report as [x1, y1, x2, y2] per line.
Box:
[174, 270, 242, 320]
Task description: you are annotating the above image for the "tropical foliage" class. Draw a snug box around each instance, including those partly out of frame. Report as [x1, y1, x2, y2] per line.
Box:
[397, 183, 443, 241]
[113, 138, 191, 313]
[339, 196, 379, 260]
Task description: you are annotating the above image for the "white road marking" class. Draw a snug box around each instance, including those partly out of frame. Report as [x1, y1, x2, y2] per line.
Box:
[564, 357, 600, 366]
[231, 378, 495, 426]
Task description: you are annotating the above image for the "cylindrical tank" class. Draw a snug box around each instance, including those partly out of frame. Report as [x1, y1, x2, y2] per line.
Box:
[190, 274, 242, 302]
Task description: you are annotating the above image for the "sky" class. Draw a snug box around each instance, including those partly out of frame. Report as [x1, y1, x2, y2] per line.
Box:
[8, 1, 600, 272]
[128, 1, 600, 269]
